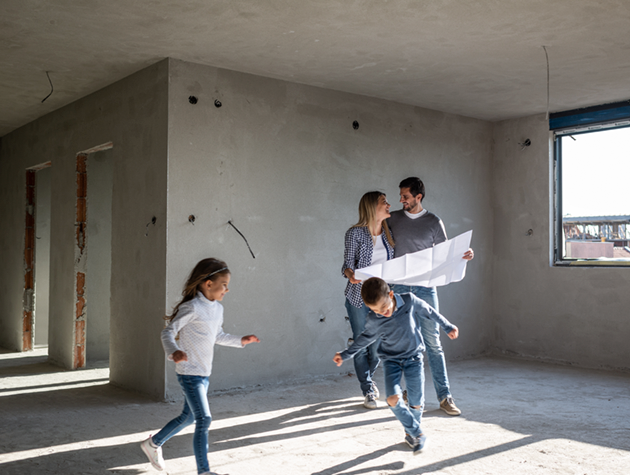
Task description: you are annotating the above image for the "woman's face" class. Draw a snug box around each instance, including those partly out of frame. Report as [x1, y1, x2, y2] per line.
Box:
[375, 194, 391, 222]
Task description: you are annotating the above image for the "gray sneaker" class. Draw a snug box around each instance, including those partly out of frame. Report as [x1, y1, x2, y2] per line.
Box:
[363, 392, 377, 409]
[371, 383, 380, 400]
[405, 433, 427, 455]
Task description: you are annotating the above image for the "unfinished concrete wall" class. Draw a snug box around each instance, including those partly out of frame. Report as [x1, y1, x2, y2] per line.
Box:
[0, 61, 168, 398]
[491, 114, 630, 371]
[85, 149, 113, 362]
[34, 166, 51, 346]
[165, 58, 494, 397]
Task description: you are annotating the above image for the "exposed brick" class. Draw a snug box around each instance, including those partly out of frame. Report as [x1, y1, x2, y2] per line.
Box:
[76, 272, 86, 295]
[23, 311, 32, 331]
[76, 155, 87, 173]
[76, 197, 86, 222]
[24, 247, 34, 266]
[75, 320, 86, 345]
[76, 224, 86, 252]
[26, 184, 35, 204]
[74, 342, 85, 369]
[76, 173, 87, 198]
[24, 229, 34, 250]
[23, 311, 32, 351]
[26, 170, 36, 186]
[74, 319, 86, 368]
[24, 269, 33, 289]
[76, 295, 86, 319]
[25, 212, 35, 229]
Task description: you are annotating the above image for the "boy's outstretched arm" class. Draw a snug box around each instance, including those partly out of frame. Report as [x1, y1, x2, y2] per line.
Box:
[447, 326, 459, 340]
[333, 353, 344, 367]
[241, 335, 260, 346]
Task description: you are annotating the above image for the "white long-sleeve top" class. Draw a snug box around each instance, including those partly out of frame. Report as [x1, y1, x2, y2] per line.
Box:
[161, 292, 243, 376]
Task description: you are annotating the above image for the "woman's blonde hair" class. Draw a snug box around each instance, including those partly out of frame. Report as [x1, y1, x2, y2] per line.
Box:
[352, 191, 395, 248]
[166, 258, 230, 322]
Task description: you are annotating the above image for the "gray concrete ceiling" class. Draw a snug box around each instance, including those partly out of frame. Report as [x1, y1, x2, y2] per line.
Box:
[2, 0, 630, 137]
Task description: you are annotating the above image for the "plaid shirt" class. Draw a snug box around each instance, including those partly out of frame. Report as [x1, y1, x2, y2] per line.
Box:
[343, 226, 395, 308]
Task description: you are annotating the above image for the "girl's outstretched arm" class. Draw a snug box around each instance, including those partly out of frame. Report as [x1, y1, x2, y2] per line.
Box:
[241, 335, 260, 346]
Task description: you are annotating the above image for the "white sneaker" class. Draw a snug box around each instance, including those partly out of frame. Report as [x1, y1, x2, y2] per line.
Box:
[363, 392, 377, 409]
[140, 436, 166, 471]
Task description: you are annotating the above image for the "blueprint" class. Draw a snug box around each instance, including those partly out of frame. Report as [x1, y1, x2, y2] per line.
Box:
[354, 230, 473, 287]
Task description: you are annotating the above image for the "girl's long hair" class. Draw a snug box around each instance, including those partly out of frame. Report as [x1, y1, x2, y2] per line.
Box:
[352, 191, 395, 248]
[166, 258, 230, 322]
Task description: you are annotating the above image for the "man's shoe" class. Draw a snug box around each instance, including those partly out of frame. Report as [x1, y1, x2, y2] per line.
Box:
[405, 433, 427, 455]
[439, 396, 461, 416]
[363, 392, 378, 409]
[371, 383, 380, 400]
[140, 436, 166, 471]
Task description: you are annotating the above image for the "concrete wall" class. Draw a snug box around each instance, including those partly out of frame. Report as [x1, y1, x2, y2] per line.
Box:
[491, 114, 630, 371]
[165, 59, 495, 397]
[86, 149, 113, 362]
[34, 166, 51, 346]
[0, 61, 169, 398]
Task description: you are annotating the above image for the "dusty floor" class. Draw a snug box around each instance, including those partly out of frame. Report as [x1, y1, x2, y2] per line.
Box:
[0, 348, 629, 475]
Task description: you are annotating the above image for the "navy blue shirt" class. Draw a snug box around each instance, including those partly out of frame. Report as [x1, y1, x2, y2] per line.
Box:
[340, 293, 456, 361]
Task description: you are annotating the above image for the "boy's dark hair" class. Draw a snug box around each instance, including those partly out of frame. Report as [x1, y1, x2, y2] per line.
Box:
[361, 277, 390, 306]
[399, 176, 425, 201]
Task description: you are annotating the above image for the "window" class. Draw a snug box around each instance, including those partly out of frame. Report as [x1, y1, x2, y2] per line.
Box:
[552, 101, 630, 266]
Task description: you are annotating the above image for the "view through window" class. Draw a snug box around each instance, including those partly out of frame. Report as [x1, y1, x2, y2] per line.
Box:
[556, 126, 630, 263]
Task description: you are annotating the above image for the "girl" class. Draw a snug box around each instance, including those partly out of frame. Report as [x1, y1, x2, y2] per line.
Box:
[141, 258, 259, 475]
[342, 191, 394, 409]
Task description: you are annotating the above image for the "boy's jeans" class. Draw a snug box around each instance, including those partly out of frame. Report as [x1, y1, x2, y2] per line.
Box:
[345, 299, 380, 395]
[392, 285, 451, 402]
[383, 355, 425, 437]
[152, 374, 212, 474]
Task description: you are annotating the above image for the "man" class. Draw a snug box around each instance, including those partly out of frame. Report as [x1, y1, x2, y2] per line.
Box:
[387, 177, 473, 416]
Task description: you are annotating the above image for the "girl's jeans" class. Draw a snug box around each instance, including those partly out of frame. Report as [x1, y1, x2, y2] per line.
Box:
[392, 285, 451, 402]
[383, 355, 425, 437]
[345, 299, 380, 395]
[152, 374, 212, 474]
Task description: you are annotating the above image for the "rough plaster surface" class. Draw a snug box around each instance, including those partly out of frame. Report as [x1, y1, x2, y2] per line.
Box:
[4, 1, 630, 137]
[0, 61, 169, 398]
[165, 59, 494, 397]
[85, 149, 113, 362]
[34, 166, 51, 346]
[491, 114, 630, 371]
[1, 349, 628, 474]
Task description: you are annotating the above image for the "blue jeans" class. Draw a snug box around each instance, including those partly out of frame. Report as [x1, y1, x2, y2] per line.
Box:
[152, 374, 212, 474]
[392, 285, 451, 402]
[345, 299, 380, 395]
[383, 355, 425, 437]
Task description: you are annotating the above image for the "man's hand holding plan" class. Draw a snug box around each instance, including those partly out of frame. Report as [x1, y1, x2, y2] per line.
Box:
[354, 230, 473, 287]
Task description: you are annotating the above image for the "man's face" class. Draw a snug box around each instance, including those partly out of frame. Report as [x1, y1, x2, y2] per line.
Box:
[399, 187, 422, 211]
[366, 292, 395, 317]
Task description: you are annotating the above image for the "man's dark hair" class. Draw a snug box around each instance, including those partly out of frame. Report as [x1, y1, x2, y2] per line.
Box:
[361, 277, 390, 306]
[399, 176, 425, 201]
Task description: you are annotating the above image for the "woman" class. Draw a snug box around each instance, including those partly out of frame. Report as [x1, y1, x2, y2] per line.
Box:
[342, 191, 394, 409]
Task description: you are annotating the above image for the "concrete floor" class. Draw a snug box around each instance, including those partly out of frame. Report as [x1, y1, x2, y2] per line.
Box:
[0, 348, 628, 475]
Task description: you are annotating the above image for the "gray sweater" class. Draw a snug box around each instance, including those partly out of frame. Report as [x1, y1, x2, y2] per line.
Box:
[387, 209, 447, 258]
[339, 293, 455, 361]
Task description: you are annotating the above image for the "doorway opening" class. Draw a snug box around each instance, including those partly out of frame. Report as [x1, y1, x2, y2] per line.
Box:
[23, 162, 52, 353]
[74, 143, 114, 368]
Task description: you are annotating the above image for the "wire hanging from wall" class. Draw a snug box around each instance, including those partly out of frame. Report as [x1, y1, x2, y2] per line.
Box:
[542, 46, 550, 120]
[228, 220, 256, 258]
[41, 71, 54, 103]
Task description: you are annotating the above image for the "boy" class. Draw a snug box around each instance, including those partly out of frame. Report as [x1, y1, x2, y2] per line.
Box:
[333, 277, 459, 454]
